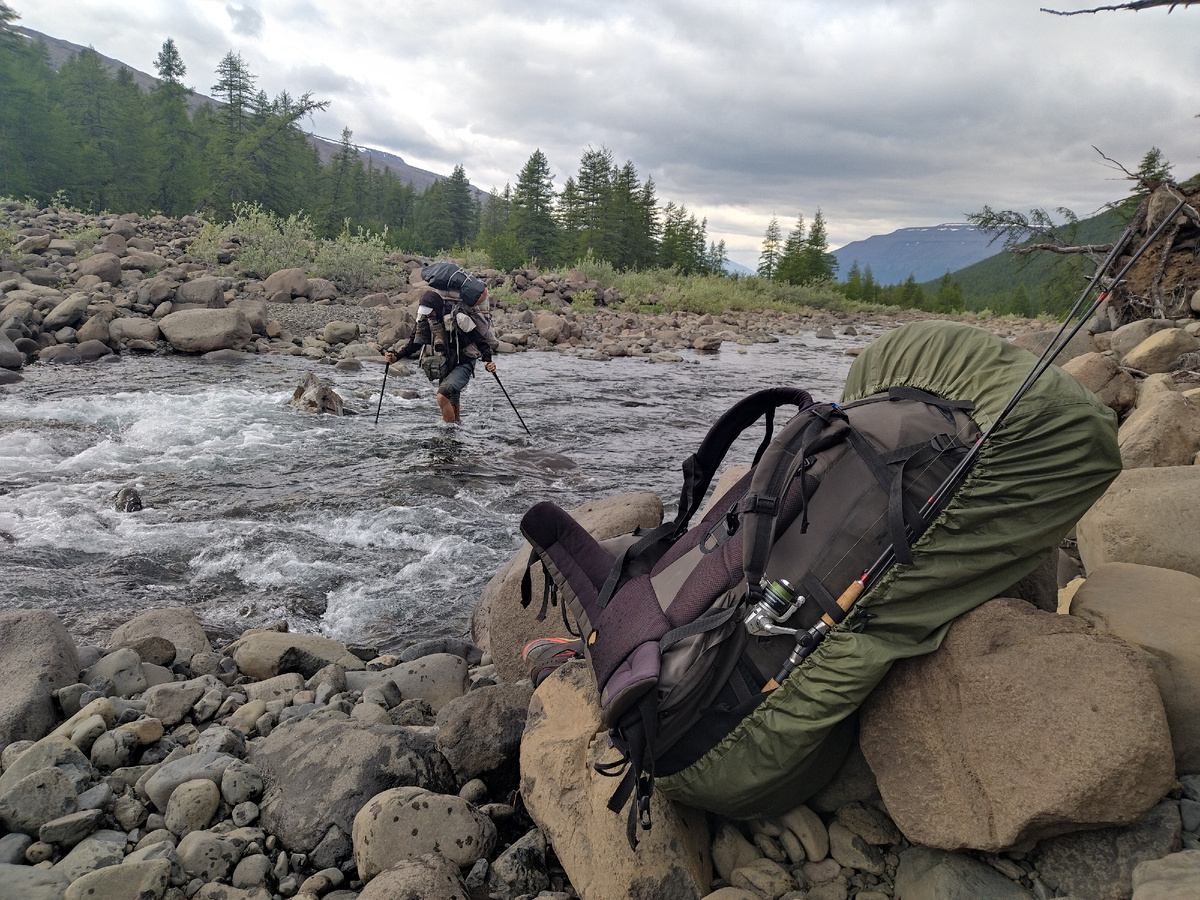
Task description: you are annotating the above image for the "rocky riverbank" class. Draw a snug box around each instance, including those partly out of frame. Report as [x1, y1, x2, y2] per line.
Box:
[0, 201, 1066, 381]
[5, 205, 1200, 899]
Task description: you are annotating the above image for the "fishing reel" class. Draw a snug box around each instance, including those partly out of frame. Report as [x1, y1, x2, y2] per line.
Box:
[744, 578, 806, 637]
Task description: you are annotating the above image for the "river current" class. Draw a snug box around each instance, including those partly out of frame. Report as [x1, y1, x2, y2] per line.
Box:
[0, 328, 875, 654]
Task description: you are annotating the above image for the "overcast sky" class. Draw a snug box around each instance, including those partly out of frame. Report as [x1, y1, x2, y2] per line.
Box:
[12, 0, 1200, 268]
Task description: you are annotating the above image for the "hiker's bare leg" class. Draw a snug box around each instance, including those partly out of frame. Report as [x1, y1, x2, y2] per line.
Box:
[437, 393, 458, 423]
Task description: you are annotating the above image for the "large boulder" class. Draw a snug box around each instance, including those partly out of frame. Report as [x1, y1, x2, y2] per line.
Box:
[109, 316, 161, 344]
[475, 492, 664, 683]
[434, 681, 534, 792]
[41, 293, 91, 330]
[859, 598, 1175, 852]
[1076, 467, 1200, 579]
[1011, 327, 1095, 366]
[225, 630, 366, 680]
[158, 308, 252, 353]
[262, 268, 310, 299]
[352, 786, 497, 878]
[108, 606, 212, 663]
[1110, 319, 1178, 361]
[520, 662, 711, 899]
[0, 611, 80, 751]
[1121, 328, 1200, 375]
[1070, 562, 1200, 773]
[1062, 352, 1138, 418]
[174, 277, 227, 310]
[0, 332, 22, 370]
[74, 252, 122, 286]
[248, 717, 455, 854]
[1117, 390, 1200, 468]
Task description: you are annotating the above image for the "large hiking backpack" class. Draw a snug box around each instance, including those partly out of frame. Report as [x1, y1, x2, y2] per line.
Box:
[415, 295, 499, 382]
[518, 321, 1121, 840]
[422, 260, 488, 306]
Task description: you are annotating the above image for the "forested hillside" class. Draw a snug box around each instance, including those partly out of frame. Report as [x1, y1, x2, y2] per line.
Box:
[920, 209, 1126, 316]
[0, 9, 725, 275]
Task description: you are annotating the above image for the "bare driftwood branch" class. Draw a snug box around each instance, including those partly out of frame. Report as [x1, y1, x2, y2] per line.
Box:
[1042, 1, 1199, 14]
[1009, 243, 1117, 256]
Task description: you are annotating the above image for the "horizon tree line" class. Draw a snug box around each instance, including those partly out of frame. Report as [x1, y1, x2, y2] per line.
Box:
[0, 8, 725, 277]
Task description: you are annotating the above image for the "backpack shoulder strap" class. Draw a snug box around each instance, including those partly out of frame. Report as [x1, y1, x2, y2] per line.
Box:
[594, 387, 814, 609]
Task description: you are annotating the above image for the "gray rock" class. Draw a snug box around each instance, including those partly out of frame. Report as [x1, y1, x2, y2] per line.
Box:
[488, 827, 550, 898]
[0, 765, 78, 835]
[0, 610, 81, 751]
[144, 752, 236, 812]
[41, 293, 91, 330]
[39, 808, 105, 847]
[84, 648, 147, 699]
[1131, 849, 1200, 900]
[158, 308, 252, 353]
[1077, 468, 1200, 579]
[400, 637, 484, 665]
[143, 679, 208, 727]
[75, 252, 122, 285]
[861, 599, 1175, 852]
[175, 277, 226, 309]
[0, 332, 22, 369]
[0, 734, 92, 798]
[355, 853, 469, 900]
[894, 846, 1035, 899]
[165, 778, 221, 837]
[1034, 800, 1183, 900]
[193, 726, 246, 758]
[226, 631, 364, 681]
[0, 832, 32, 865]
[249, 716, 455, 854]
[0, 862, 72, 900]
[220, 759, 263, 806]
[175, 829, 242, 882]
[435, 681, 533, 791]
[232, 851, 274, 889]
[828, 821, 886, 874]
[352, 786, 498, 878]
[346, 653, 469, 713]
[52, 828, 126, 883]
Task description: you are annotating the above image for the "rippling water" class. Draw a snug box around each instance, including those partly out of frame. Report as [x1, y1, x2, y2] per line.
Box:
[0, 327, 877, 653]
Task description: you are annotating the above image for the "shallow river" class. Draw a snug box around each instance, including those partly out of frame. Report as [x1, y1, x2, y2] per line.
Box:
[0, 328, 877, 653]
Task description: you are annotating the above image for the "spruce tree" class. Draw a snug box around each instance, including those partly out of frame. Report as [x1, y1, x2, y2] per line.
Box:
[757, 216, 782, 278]
[774, 213, 807, 284]
[511, 149, 559, 266]
[801, 208, 837, 281]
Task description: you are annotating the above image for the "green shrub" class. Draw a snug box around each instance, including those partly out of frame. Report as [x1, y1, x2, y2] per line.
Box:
[188, 202, 317, 274]
[314, 221, 392, 292]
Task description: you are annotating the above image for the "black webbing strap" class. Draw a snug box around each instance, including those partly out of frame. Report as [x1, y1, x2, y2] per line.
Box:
[660, 605, 741, 652]
[595, 692, 658, 849]
[801, 571, 848, 624]
[885, 385, 975, 422]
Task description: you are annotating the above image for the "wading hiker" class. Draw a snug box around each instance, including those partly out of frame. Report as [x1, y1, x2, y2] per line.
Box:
[384, 289, 497, 424]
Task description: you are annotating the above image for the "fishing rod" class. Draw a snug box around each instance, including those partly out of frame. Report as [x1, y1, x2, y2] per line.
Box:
[373, 361, 390, 426]
[491, 368, 532, 435]
[763, 193, 1188, 690]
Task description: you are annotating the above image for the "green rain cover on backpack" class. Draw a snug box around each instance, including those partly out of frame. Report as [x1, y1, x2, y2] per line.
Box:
[655, 320, 1122, 819]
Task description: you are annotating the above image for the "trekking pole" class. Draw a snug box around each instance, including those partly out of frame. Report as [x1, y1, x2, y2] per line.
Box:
[763, 193, 1188, 691]
[491, 368, 532, 435]
[374, 361, 390, 426]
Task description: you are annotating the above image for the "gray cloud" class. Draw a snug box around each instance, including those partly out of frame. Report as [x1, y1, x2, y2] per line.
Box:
[225, 3, 264, 38]
[12, 0, 1200, 267]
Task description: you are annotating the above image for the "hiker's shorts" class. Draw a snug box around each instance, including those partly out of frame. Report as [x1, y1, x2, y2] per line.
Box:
[438, 362, 474, 402]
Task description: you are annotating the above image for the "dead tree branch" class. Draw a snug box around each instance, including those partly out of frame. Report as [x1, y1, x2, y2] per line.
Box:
[1042, 1, 1199, 14]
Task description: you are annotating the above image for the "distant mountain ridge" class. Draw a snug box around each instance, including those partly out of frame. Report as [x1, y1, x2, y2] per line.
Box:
[832, 223, 1000, 285]
[13, 25, 467, 196]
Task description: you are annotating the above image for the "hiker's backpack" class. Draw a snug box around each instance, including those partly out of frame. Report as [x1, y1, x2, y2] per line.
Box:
[422, 261, 488, 306]
[518, 321, 1121, 841]
[415, 296, 498, 382]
